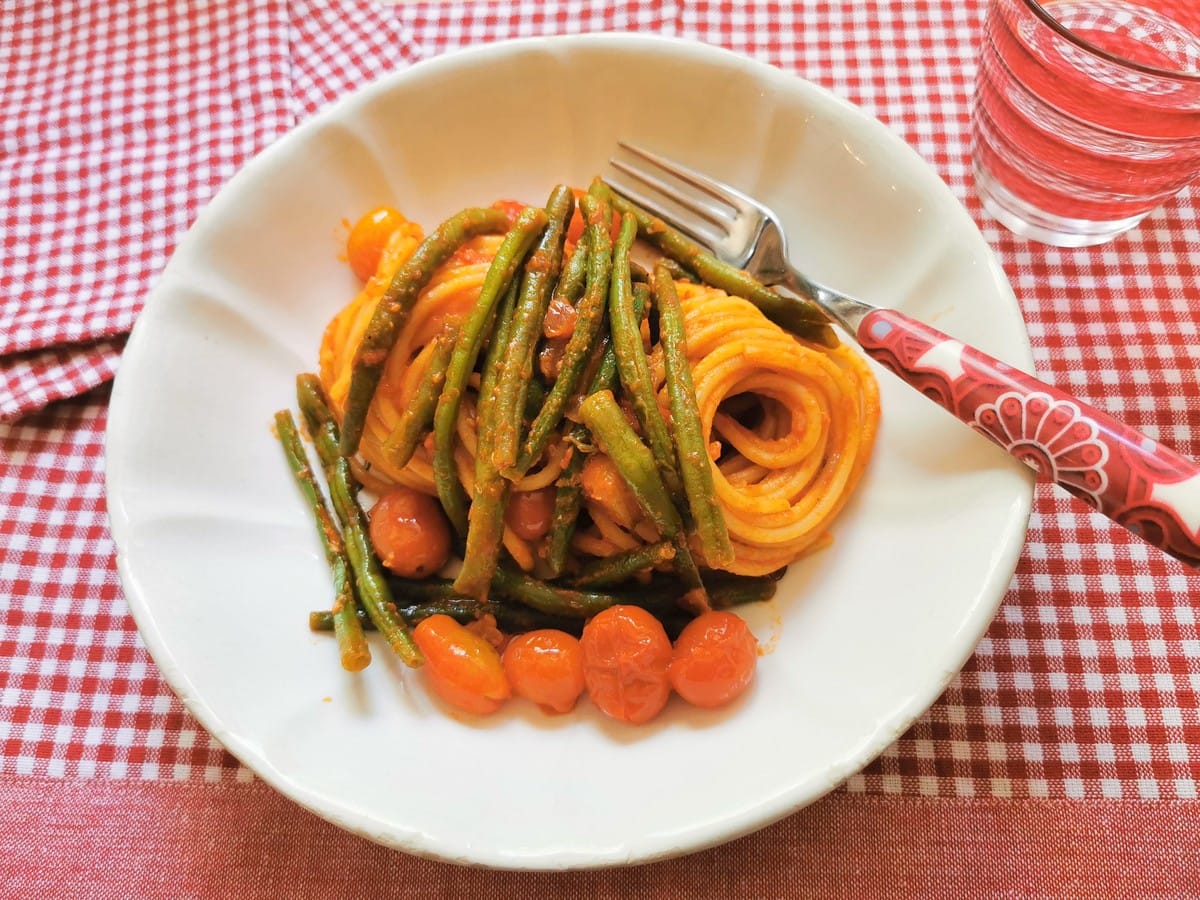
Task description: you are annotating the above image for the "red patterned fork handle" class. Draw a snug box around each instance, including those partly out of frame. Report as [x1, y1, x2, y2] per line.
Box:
[857, 308, 1200, 567]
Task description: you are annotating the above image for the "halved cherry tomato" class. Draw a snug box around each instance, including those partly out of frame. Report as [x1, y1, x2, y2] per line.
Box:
[369, 486, 451, 578]
[580, 605, 673, 724]
[347, 205, 404, 281]
[504, 487, 556, 542]
[502, 629, 586, 714]
[580, 454, 640, 529]
[668, 611, 758, 709]
[412, 614, 511, 715]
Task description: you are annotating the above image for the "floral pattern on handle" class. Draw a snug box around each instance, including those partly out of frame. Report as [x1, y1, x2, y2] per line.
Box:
[973, 391, 1110, 509]
[857, 308, 1200, 567]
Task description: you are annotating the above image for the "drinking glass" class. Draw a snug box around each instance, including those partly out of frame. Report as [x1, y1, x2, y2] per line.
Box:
[972, 0, 1200, 247]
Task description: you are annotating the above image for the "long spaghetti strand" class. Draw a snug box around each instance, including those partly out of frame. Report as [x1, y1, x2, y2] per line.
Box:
[317, 210, 880, 578]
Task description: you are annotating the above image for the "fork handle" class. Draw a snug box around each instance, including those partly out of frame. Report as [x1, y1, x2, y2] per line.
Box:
[856, 308, 1200, 567]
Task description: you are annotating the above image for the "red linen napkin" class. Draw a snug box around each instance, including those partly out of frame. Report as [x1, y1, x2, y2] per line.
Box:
[0, 0, 412, 422]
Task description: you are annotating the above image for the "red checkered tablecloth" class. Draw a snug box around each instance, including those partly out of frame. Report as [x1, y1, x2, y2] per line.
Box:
[3, 1, 1199, 896]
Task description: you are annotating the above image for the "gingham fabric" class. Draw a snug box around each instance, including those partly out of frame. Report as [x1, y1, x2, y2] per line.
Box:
[3, 0, 1200, 894]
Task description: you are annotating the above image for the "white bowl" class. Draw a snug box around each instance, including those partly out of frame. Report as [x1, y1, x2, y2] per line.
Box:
[106, 34, 1033, 870]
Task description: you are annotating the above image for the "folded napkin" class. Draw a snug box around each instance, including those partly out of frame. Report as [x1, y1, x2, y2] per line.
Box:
[0, 0, 413, 422]
[0, 0, 683, 422]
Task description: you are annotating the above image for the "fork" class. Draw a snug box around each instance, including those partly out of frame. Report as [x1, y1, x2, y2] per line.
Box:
[606, 142, 1200, 567]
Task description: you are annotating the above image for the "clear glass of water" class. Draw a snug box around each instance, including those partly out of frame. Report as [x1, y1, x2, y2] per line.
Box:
[971, 0, 1200, 246]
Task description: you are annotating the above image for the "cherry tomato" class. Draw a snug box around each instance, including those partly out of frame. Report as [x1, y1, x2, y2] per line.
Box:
[412, 614, 511, 715]
[504, 487, 556, 542]
[668, 611, 758, 709]
[580, 605, 673, 724]
[580, 454, 640, 529]
[347, 206, 404, 281]
[502, 630, 586, 714]
[369, 486, 451, 578]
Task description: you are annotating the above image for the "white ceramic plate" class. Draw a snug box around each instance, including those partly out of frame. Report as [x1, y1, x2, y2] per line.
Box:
[106, 35, 1034, 869]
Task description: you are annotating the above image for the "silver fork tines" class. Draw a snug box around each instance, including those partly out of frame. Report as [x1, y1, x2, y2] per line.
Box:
[609, 158, 731, 232]
[604, 167, 729, 256]
[605, 143, 874, 332]
[606, 143, 770, 272]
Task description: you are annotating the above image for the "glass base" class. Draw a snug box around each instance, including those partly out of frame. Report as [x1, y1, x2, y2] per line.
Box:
[973, 163, 1150, 248]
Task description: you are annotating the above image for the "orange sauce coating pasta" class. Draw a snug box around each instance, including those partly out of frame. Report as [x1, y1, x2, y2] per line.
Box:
[318, 209, 879, 577]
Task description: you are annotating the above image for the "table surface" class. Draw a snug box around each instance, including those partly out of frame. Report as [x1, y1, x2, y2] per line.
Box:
[3, 1, 1200, 897]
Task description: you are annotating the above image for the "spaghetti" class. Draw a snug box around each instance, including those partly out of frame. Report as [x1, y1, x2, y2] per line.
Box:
[662, 283, 880, 575]
[316, 198, 880, 581]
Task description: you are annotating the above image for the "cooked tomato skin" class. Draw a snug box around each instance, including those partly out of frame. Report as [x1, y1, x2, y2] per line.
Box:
[565, 187, 622, 246]
[668, 611, 758, 709]
[580, 454, 640, 529]
[347, 206, 404, 281]
[565, 189, 588, 246]
[580, 605, 674, 724]
[368, 486, 451, 578]
[412, 614, 511, 715]
[504, 487, 556, 542]
[502, 630, 586, 714]
[491, 199, 527, 226]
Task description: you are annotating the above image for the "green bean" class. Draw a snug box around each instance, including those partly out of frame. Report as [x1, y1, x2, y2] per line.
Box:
[608, 212, 683, 499]
[653, 263, 735, 568]
[491, 185, 575, 476]
[500, 576, 729, 623]
[516, 192, 614, 475]
[385, 575, 466, 603]
[476, 277, 522, 431]
[594, 180, 838, 347]
[587, 333, 619, 397]
[308, 568, 773, 637]
[454, 188, 574, 599]
[655, 256, 698, 283]
[544, 450, 586, 579]
[543, 290, 645, 577]
[636, 572, 777, 610]
[309, 597, 587, 637]
[434, 276, 522, 591]
[311, 608, 358, 631]
[633, 283, 652, 324]
[578, 389, 682, 538]
[670, 539, 710, 613]
[394, 565, 623, 621]
[309, 600, 486, 631]
[578, 388, 708, 609]
[432, 208, 547, 534]
[296, 375, 424, 667]
[491, 567, 620, 618]
[569, 540, 676, 588]
[554, 227, 591, 305]
[451, 473, 511, 599]
[708, 576, 779, 608]
[379, 327, 456, 470]
[491, 604, 586, 637]
[339, 207, 510, 456]
[276, 409, 370, 672]
[447, 284, 521, 597]
[522, 376, 548, 425]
